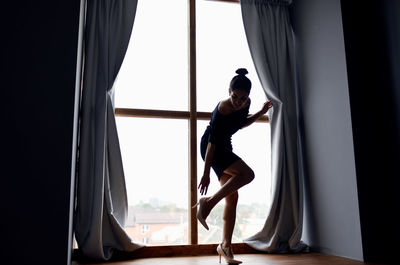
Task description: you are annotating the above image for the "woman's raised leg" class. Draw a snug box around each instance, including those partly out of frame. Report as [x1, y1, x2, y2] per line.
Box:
[200, 159, 254, 220]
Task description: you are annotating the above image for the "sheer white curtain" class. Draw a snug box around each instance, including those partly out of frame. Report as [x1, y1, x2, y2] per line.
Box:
[241, 0, 307, 252]
[74, 0, 142, 260]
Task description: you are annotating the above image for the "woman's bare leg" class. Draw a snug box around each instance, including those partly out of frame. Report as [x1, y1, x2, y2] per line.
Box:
[201, 159, 254, 218]
[219, 173, 238, 249]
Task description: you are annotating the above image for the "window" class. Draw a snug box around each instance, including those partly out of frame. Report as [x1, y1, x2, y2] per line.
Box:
[196, 0, 271, 244]
[115, 0, 271, 247]
[115, 0, 189, 246]
[141, 225, 150, 235]
[115, 0, 188, 111]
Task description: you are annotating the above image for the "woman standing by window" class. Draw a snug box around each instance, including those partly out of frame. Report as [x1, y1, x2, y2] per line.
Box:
[194, 68, 273, 264]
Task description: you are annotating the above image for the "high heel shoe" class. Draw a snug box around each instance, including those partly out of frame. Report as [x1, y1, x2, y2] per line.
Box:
[217, 244, 242, 264]
[192, 197, 209, 230]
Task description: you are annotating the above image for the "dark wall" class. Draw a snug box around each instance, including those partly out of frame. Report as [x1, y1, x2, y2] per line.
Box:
[383, 0, 400, 132]
[341, 0, 400, 264]
[0, 1, 80, 265]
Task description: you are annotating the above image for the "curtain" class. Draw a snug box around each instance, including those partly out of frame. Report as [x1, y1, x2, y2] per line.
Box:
[241, 0, 307, 253]
[74, 0, 141, 260]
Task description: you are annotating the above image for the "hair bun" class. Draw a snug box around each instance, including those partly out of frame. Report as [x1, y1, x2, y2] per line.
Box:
[236, 68, 248, 76]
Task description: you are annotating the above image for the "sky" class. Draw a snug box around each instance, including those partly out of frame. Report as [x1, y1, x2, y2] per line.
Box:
[114, 0, 272, 209]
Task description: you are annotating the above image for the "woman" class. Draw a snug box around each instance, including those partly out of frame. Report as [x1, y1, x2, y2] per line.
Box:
[195, 68, 273, 264]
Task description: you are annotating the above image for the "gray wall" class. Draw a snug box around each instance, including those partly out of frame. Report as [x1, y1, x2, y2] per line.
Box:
[291, 0, 363, 260]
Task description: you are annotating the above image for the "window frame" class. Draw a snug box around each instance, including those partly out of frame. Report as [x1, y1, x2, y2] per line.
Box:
[114, 0, 268, 256]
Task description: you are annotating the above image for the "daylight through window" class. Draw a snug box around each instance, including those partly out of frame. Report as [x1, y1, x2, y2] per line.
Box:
[114, 0, 271, 246]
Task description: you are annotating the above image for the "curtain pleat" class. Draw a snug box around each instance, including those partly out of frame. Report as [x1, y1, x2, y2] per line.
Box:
[241, 0, 307, 253]
[74, 0, 141, 260]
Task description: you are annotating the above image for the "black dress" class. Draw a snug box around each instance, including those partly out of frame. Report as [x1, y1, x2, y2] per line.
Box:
[200, 100, 250, 180]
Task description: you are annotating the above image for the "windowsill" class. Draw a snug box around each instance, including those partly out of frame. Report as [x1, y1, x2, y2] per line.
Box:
[72, 243, 261, 262]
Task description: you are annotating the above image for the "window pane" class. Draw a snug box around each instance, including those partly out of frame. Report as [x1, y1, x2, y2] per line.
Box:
[196, 1, 267, 114]
[114, 0, 188, 111]
[197, 121, 271, 244]
[116, 117, 189, 246]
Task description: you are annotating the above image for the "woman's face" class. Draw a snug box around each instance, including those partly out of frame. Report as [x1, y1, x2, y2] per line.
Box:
[229, 89, 249, 110]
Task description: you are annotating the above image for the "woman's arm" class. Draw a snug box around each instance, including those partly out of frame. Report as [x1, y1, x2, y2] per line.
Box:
[198, 142, 215, 195]
[242, 101, 273, 128]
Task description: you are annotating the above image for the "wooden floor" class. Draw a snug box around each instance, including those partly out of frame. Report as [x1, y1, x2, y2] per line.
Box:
[72, 253, 379, 265]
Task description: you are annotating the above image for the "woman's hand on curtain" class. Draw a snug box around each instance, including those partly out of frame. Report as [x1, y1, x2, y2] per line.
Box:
[261, 101, 273, 114]
[242, 101, 273, 128]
